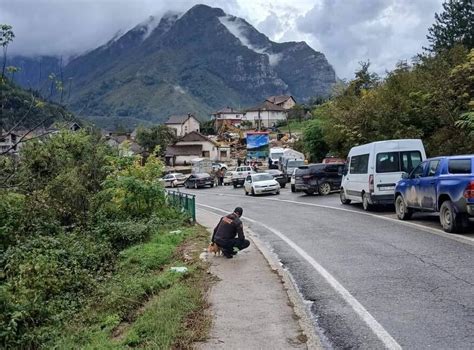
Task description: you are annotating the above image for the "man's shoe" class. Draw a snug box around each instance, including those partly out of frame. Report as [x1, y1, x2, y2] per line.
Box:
[222, 250, 233, 259]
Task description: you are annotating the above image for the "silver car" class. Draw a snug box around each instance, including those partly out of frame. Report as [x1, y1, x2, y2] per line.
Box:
[161, 173, 187, 188]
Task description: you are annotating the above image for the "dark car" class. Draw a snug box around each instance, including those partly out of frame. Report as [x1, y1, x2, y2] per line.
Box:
[266, 169, 286, 188]
[185, 173, 214, 189]
[395, 155, 474, 233]
[295, 163, 345, 195]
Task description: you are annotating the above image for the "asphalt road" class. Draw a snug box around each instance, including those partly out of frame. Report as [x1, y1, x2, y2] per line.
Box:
[183, 184, 474, 350]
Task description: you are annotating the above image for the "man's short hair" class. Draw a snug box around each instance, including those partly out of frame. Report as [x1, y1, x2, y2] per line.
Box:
[234, 207, 243, 217]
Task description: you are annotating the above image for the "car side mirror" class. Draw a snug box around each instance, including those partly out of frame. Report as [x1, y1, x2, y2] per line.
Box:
[401, 172, 408, 179]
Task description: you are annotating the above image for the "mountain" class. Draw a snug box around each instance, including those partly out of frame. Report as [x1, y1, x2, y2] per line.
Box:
[10, 4, 336, 125]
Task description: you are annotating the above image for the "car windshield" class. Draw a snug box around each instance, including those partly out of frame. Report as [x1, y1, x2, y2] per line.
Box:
[288, 160, 305, 167]
[271, 152, 283, 159]
[253, 174, 273, 182]
[196, 173, 210, 178]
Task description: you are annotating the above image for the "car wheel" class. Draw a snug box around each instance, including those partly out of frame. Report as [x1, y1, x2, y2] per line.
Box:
[221, 167, 227, 171]
[276, 190, 280, 195]
[291, 184, 295, 193]
[210, 183, 214, 188]
[440, 200, 461, 233]
[251, 188, 255, 196]
[362, 193, 373, 211]
[233, 184, 237, 188]
[395, 195, 412, 220]
[245, 189, 249, 195]
[318, 182, 331, 196]
[340, 188, 351, 204]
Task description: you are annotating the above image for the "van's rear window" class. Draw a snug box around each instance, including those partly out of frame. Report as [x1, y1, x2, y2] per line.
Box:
[448, 159, 472, 174]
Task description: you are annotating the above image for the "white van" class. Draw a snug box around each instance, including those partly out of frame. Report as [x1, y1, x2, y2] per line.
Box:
[340, 139, 426, 210]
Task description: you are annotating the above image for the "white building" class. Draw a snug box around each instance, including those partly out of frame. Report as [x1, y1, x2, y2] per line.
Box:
[0, 131, 20, 154]
[212, 107, 245, 129]
[266, 95, 297, 110]
[165, 131, 230, 166]
[245, 101, 288, 128]
[165, 114, 200, 137]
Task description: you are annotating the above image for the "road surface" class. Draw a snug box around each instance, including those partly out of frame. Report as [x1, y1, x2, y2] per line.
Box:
[184, 184, 474, 349]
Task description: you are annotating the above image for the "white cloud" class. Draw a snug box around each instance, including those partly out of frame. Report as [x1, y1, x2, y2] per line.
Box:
[0, 0, 445, 79]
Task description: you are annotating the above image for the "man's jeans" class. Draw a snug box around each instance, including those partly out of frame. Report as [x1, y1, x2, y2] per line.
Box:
[214, 238, 250, 255]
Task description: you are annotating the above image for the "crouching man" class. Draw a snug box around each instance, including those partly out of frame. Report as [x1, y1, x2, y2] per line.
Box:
[212, 207, 250, 259]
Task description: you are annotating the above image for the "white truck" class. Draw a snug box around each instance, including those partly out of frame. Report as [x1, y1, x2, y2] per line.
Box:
[269, 147, 285, 168]
[279, 149, 305, 182]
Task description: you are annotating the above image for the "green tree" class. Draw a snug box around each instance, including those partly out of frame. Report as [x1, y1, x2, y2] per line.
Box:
[0, 24, 15, 79]
[301, 119, 329, 162]
[427, 0, 474, 52]
[135, 125, 177, 155]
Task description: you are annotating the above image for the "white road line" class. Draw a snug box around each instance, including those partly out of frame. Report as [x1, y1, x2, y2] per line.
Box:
[198, 192, 474, 246]
[198, 203, 402, 350]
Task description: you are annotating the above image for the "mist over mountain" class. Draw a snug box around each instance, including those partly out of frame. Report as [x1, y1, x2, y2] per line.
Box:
[10, 4, 336, 126]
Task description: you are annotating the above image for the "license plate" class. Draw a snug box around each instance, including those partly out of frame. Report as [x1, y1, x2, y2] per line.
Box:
[380, 186, 394, 191]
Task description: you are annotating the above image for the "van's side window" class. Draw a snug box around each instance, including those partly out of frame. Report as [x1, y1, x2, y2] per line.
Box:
[350, 154, 369, 174]
[376, 152, 399, 173]
[401, 151, 422, 173]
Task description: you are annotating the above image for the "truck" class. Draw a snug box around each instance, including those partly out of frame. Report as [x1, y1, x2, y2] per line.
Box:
[394, 155, 474, 233]
[269, 147, 285, 168]
[279, 149, 305, 182]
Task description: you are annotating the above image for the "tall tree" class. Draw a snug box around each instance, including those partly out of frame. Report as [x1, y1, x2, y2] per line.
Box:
[135, 125, 177, 155]
[0, 24, 15, 79]
[427, 0, 474, 52]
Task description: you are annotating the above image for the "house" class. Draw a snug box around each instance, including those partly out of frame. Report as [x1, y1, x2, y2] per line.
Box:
[165, 113, 200, 137]
[0, 131, 20, 154]
[165, 131, 230, 166]
[212, 107, 245, 130]
[245, 101, 288, 128]
[265, 95, 297, 110]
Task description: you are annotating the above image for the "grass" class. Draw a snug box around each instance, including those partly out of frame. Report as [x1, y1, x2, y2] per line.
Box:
[278, 120, 307, 134]
[52, 224, 211, 349]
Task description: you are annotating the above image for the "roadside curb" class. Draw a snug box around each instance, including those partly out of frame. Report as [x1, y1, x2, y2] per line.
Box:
[246, 227, 322, 350]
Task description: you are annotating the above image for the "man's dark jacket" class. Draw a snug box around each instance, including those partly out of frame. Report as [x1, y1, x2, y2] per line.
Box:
[212, 213, 245, 242]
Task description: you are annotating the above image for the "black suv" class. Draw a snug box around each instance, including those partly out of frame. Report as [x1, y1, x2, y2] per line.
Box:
[294, 163, 345, 195]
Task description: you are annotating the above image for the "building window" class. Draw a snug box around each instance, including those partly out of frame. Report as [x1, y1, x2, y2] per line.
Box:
[202, 151, 210, 158]
[220, 150, 227, 158]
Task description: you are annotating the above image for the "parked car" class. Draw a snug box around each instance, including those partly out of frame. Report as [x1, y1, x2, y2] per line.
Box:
[244, 173, 280, 196]
[184, 173, 214, 189]
[232, 166, 254, 188]
[395, 155, 474, 233]
[266, 169, 286, 188]
[290, 168, 299, 193]
[223, 170, 235, 185]
[212, 162, 228, 171]
[294, 163, 344, 195]
[282, 158, 306, 182]
[340, 139, 426, 210]
[161, 173, 188, 188]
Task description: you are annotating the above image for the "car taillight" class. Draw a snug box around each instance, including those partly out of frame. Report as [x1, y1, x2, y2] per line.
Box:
[369, 174, 374, 193]
[464, 181, 474, 199]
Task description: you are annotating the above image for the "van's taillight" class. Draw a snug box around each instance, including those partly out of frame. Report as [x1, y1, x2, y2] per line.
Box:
[464, 181, 474, 199]
[369, 174, 374, 193]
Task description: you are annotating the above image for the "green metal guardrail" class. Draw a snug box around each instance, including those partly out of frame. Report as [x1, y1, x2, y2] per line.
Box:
[166, 190, 196, 222]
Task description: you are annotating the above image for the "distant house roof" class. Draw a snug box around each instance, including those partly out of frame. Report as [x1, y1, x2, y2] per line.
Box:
[246, 101, 286, 112]
[165, 113, 199, 125]
[212, 107, 241, 115]
[266, 95, 295, 105]
[165, 145, 202, 156]
[178, 131, 219, 146]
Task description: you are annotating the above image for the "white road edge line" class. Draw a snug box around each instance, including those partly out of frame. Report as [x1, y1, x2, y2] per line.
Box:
[198, 203, 402, 350]
[209, 192, 474, 245]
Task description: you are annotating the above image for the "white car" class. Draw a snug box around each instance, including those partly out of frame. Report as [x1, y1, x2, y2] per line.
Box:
[161, 173, 188, 188]
[244, 173, 280, 196]
[290, 168, 298, 192]
[212, 162, 228, 171]
[223, 171, 235, 185]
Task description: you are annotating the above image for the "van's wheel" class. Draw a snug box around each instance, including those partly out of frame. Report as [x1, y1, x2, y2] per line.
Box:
[340, 188, 351, 204]
[395, 195, 412, 220]
[440, 200, 461, 233]
[318, 182, 331, 196]
[362, 193, 373, 211]
[291, 184, 296, 193]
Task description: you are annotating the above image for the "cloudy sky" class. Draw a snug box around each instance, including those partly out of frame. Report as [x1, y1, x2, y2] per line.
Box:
[1, 0, 444, 79]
